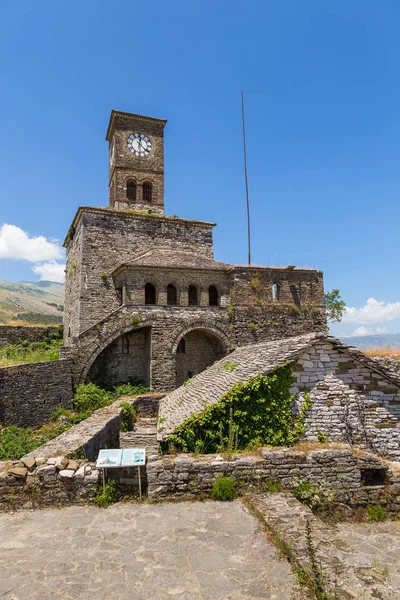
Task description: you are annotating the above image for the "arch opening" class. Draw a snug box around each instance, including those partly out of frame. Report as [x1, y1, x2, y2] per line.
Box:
[86, 327, 151, 388]
[167, 284, 178, 306]
[188, 285, 198, 306]
[175, 328, 226, 387]
[145, 283, 156, 305]
[208, 285, 219, 306]
[126, 180, 137, 201]
[143, 182, 153, 203]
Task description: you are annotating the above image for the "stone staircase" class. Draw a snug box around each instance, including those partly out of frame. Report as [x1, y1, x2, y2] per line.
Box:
[119, 417, 159, 455]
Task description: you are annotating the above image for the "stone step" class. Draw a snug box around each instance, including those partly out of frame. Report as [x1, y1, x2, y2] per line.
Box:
[120, 418, 159, 454]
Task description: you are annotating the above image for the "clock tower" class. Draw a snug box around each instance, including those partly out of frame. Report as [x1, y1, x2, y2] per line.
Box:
[106, 110, 167, 214]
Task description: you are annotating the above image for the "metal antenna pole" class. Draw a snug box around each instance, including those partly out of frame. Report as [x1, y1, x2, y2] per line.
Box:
[241, 91, 251, 265]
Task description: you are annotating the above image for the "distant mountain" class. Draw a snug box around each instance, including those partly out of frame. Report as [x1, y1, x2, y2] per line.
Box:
[339, 332, 400, 350]
[0, 280, 64, 325]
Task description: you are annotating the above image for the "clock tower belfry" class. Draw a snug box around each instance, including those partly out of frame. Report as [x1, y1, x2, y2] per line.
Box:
[106, 110, 167, 214]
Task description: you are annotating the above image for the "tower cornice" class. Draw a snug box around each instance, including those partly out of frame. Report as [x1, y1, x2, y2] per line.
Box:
[106, 110, 168, 141]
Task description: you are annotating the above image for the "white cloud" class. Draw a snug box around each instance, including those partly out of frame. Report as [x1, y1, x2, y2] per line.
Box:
[0, 224, 63, 262]
[342, 297, 400, 324]
[32, 261, 65, 283]
[350, 326, 370, 337]
[342, 325, 389, 338]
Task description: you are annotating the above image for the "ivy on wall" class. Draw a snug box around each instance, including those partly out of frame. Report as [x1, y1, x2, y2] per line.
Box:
[162, 363, 311, 453]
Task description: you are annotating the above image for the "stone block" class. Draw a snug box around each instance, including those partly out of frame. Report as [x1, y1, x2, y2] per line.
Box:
[37, 465, 57, 478]
[67, 460, 79, 471]
[59, 470, 74, 480]
[7, 467, 28, 478]
[74, 465, 87, 479]
[20, 456, 36, 470]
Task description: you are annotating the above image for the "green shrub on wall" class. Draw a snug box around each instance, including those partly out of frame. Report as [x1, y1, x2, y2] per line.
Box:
[162, 364, 311, 454]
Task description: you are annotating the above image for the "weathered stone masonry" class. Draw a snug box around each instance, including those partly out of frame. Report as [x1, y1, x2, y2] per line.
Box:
[61, 109, 327, 391]
[0, 360, 72, 428]
[159, 333, 400, 461]
[0, 325, 60, 349]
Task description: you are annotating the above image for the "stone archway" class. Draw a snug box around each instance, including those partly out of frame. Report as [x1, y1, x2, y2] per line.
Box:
[173, 326, 227, 388]
[86, 326, 151, 388]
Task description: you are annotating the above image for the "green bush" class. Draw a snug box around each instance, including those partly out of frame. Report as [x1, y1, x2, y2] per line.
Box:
[112, 382, 149, 398]
[367, 504, 388, 522]
[120, 401, 136, 432]
[72, 383, 111, 413]
[210, 476, 237, 501]
[93, 479, 121, 508]
[265, 480, 284, 493]
[162, 365, 311, 453]
[293, 481, 322, 509]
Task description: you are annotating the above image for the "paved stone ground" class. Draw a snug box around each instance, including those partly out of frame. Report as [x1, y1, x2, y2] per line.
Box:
[338, 521, 400, 594]
[0, 501, 302, 600]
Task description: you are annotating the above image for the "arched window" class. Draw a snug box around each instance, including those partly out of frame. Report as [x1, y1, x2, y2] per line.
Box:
[188, 285, 198, 306]
[167, 284, 177, 306]
[177, 338, 186, 354]
[127, 180, 137, 201]
[145, 283, 156, 305]
[142, 182, 153, 202]
[209, 285, 219, 306]
[272, 283, 280, 302]
[122, 336, 129, 355]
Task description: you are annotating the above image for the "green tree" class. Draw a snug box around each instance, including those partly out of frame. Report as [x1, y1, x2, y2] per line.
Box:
[324, 289, 346, 323]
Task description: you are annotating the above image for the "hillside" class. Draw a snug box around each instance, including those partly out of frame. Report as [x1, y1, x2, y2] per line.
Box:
[340, 332, 400, 350]
[0, 280, 64, 325]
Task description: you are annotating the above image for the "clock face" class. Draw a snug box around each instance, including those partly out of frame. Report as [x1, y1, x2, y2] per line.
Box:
[127, 133, 153, 157]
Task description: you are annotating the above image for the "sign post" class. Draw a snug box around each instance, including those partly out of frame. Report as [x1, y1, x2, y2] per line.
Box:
[96, 448, 146, 500]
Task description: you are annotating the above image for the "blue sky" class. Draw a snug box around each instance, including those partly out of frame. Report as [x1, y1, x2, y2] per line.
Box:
[0, 0, 399, 337]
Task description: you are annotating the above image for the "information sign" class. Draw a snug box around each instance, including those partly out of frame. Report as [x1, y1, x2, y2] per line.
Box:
[96, 449, 123, 468]
[96, 448, 146, 468]
[121, 448, 146, 467]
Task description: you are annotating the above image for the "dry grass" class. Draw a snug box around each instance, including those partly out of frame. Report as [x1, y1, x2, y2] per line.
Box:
[364, 348, 400, 359]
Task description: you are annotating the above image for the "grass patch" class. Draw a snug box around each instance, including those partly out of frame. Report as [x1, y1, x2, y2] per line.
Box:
[367, 504, 388, 522]
[0, 339, 63, 368]
[210, 476, 237, 501]
[364, 348, 400, 359]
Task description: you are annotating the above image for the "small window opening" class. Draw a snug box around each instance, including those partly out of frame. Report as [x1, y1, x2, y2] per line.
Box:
[116, 288, 123, 306]
[127, 180, 137, 201]
[272, 283, 280, 302]
[143, 182, 153, 203]
[209, 285, 219, 306]
[177, 338, 186, 354]
[145, 283, 156, 305]
[167, 284, 177, 306]
[67, 327, 71, 337]
[122, 336, 130, 355]
[360, 468, 386, 487]
[188, 285, 198, 306]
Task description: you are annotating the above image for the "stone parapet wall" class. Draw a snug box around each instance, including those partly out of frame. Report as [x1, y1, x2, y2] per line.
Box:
[0, 360, 73, 427]
[0, 325, 61, 349]
[0, 393, 163, 511]
[147, 446, 400, 513]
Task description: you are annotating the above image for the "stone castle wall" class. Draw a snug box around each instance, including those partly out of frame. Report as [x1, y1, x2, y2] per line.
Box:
[0, 325, 61, 349]
[0, 360, 73, 427]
